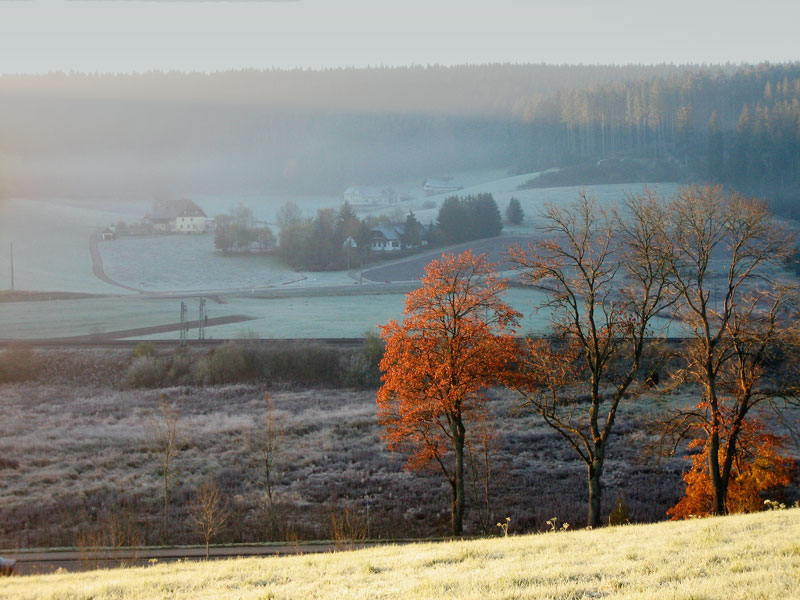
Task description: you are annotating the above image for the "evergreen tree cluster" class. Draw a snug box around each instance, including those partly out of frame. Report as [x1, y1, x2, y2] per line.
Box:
[525, 64, 800, 214]
[435, 193, 503, 244]
[6, 63, 800, 212]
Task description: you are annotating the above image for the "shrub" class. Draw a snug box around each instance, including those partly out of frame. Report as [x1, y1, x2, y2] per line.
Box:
[608, 497, 632, 525]
[167, 353, 193, 385]
[0, 345, 39, 383]
[132, 342, 156, 359]
[125, 356, 168, 388]
[194, 343, 249, 385]
[342, 330, 384, 388]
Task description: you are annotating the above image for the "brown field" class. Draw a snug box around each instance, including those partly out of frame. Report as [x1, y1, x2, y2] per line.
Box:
[2, 340, 799, 556]
[2, 380, 703, 552]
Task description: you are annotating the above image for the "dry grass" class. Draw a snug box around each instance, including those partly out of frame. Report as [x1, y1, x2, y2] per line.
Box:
[0, 381, 703, 548]
[3, 509, 800, 599]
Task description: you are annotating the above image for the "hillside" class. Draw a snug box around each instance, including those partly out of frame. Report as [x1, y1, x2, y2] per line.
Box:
[3, 509, 799, 599]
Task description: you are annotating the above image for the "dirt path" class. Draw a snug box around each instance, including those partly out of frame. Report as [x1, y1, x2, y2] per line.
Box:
[49, 315, 256, 341]
[8, 542, 395, 575]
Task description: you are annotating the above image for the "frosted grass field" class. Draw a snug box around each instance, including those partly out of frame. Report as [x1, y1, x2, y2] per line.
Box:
[0, 287, 563, 339]
[101, 234, 300, 292]
[4, 509, 798, 600]
[0, 198, 132, 294]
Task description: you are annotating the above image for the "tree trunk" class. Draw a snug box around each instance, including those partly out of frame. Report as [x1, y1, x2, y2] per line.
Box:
[163, 474, 169, 544]
[451, 417, 466, 536]
[708, 430, 727, 515]
[587, 458, 603, 528]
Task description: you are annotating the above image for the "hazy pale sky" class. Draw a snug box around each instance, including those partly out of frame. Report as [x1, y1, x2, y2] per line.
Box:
[1, 0, 798, 74]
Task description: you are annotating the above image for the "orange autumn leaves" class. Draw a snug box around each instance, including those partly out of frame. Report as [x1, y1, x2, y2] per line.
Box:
[668, 412, 794, 520]
[377, 249, 795, 526]
[376, 250, 520, 473]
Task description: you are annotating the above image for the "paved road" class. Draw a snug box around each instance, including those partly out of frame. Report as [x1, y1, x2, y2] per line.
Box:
[88, 232, 142, 293]
[362, 235, 534, 283]
[8, 542, 386, 575]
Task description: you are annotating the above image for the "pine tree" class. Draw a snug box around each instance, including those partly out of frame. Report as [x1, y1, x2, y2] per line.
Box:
[707, 110, 724, 180]
[505, 197, 524, 224]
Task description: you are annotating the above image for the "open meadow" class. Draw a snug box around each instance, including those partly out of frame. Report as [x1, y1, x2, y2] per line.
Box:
[3, 508, 799, 600]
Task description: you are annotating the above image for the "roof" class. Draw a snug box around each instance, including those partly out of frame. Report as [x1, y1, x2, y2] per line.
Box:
[371, 222, 429, 241]
[345, 185, 396, 199]
[148, 198, 207, 221]
[372, 224, 406, 241]
[423, 178, 463, 192]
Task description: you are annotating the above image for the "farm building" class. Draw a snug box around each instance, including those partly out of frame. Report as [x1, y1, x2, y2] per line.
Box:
[100, 227, 116, 241]
[371, 222, 429, 252]
[343, 185, 397, 206]
[423, 177, 463, 196]
[146, 199, 209, 233]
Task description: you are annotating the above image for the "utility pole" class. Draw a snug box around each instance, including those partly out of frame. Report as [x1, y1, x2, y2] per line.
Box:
[9, 242, 14, 290]
[180, 301, 187, 346]
[198, 297, 207, 341]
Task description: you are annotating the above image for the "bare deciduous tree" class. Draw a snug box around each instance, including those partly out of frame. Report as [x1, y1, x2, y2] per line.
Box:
[189, 479, 230, 559]
[247, 392, 285, 540]
[146, 395, 180, 544]
[509, 190, 672, 528]
[658, 185, 799, 515]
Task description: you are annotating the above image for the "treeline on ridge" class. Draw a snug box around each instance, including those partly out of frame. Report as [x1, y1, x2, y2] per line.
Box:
[4, 62, 800, 208]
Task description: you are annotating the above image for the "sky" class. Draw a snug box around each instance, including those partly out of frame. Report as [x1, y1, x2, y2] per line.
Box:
[0, 0, 799, 74]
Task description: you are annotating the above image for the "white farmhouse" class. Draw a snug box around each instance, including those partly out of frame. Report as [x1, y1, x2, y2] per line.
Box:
[147, 199, 208, 233]
[423, 177, 463, 196]
[371, 222, 429, 252]
[343, 185, 397, 206]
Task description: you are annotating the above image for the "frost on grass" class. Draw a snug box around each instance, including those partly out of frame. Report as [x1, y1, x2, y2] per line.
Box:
[0, 382, 692, 548]
[2, 510, 799, 600]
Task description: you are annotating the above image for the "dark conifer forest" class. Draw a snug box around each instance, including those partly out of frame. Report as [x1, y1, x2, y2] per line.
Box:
[2, 63, 799, 215]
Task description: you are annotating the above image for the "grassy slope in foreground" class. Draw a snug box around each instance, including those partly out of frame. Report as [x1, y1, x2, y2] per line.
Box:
[4, 509, 799, 600]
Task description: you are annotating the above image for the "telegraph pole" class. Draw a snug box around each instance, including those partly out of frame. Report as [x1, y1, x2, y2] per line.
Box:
[198, 297, 207, 341]
[180, 301, 187, 346]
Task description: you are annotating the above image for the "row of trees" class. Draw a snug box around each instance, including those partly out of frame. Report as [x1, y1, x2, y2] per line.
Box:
[378, 186, 799, 535]
[523, 64, 800, 216]
[6, 63, 800, 204]
[275, 194, 505, 271]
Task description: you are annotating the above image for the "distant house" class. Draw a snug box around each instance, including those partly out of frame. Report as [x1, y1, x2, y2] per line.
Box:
[423, 177, 463, 196]
[343, 185, 397, 206]
[371, 222, 429, 253]
[100, 227, 116, 241]
[146, 199, 208, 233]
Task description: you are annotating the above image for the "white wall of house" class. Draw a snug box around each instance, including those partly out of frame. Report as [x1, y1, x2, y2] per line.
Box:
[372, 238, 402, 251]
[172, 215, 207, 233]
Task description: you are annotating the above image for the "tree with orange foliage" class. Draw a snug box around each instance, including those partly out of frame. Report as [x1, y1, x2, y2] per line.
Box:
[668, 415, 794, 519]
[377, 250, 520, 536]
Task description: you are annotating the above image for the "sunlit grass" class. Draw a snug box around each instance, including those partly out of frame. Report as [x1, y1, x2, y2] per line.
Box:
[4, 509, 798, 600]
